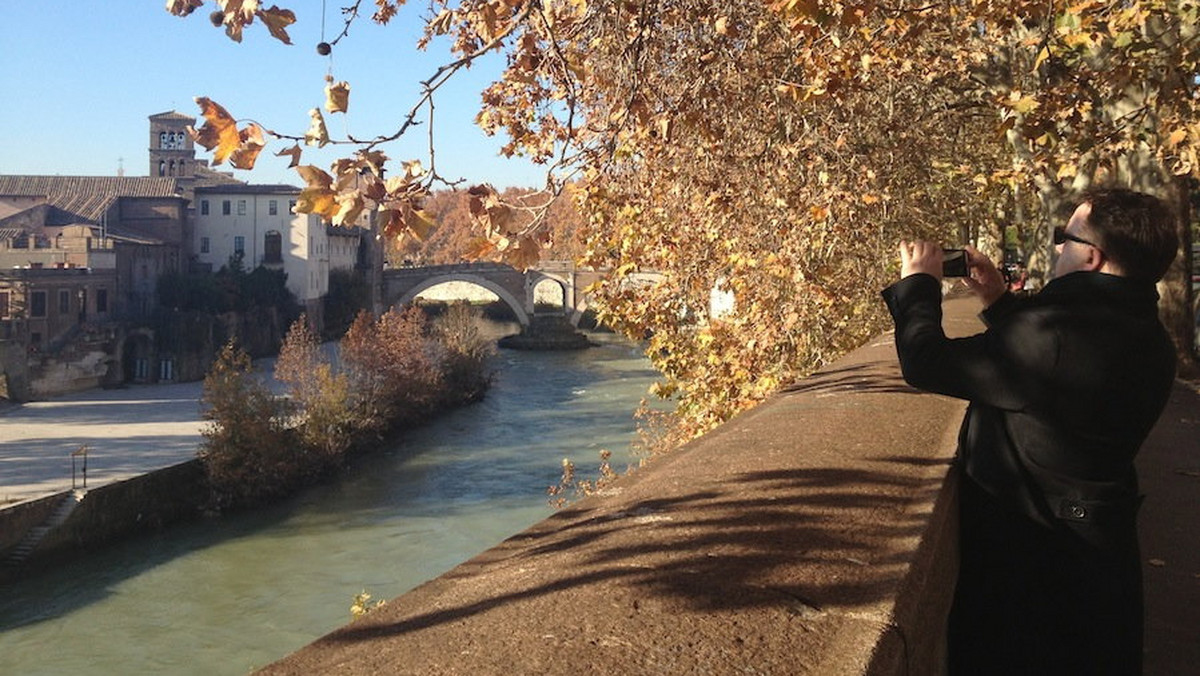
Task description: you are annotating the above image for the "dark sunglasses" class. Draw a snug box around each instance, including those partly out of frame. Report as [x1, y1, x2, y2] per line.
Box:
[1053, 226, 1101, 250]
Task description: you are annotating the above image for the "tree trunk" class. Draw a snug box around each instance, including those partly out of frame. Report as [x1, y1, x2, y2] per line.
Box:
[1159, 177, 1197, 377]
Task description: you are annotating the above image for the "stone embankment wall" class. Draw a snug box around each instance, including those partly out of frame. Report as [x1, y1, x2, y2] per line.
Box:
[0, 460, 206, 582]
[0, 491, 64, 552]
[257, 302, 988, 676]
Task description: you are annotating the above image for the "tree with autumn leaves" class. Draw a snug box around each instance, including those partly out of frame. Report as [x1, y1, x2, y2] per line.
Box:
[201, 306, 493, 508]
[168, 0, 1196, 441]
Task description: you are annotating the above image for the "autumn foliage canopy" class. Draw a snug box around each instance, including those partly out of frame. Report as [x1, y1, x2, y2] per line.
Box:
[170, 0, 1197, 438]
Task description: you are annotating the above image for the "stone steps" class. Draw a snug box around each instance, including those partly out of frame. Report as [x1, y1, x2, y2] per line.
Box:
[2, 490, 85, 567]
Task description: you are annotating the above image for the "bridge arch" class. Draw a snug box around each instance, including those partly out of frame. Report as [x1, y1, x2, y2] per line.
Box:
[394, 273, 530, 326]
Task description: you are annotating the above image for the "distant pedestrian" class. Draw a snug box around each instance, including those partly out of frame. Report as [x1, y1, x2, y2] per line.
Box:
[882, 188, 1179, 674]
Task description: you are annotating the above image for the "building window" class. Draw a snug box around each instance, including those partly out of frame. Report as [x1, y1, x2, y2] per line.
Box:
[96, 289, 108, 313]
[158, 160, 166, 177]
[269, 200, 278, 216]
[201, 200, 209, 216]
[237, 200, 247, 216]
[200, 237, 210, 254]
[30, 291, 47, 318]
[0, 291, 9, 318]
[234, 236, 245, 255]
[134, 358, 149, 381]
[160, 358, 175, 382]
[289, 200, 297, 214]
[222, 200, 231, 216]
[59, 289, 70, 314]
[264, 230, 282, 263]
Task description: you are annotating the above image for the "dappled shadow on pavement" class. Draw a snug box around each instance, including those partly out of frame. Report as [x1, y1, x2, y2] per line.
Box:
[316, 451, 951, 653]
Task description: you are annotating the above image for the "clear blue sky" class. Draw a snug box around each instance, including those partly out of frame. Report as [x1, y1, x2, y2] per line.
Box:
[0, 3, 545, 190]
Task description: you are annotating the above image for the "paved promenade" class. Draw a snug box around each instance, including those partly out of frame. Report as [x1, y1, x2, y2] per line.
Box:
[0, 381, 209, 504]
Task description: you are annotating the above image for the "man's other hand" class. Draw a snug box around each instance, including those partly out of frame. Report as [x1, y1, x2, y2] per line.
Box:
[963, 245, 1007, 307]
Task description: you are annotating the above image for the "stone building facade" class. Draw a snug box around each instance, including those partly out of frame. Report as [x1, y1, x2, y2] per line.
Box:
[0, 110, 372, 399]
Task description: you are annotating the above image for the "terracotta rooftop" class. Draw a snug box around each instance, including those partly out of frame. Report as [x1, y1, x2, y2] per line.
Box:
[194, 183, 301, 195]
[0, 175, 185, 224]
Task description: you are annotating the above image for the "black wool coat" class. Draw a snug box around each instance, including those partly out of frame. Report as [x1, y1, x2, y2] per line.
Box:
[882, 271, 1176, 676]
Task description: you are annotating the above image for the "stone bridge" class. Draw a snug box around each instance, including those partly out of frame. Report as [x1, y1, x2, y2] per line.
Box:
[383, 261, 610, 328]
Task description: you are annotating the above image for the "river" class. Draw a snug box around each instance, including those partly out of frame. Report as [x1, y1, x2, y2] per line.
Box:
[0, 329, 661, 675]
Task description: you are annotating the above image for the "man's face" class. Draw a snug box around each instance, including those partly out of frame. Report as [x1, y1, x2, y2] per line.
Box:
[1053, 202, 1100, 278]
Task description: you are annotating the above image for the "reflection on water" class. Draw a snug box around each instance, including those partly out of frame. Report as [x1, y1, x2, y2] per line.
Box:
[0, 332, 660, 676]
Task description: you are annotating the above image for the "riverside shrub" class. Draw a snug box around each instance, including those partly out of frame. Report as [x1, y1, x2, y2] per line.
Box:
[340, 306, 442, 434]
[199, 341, 300, 508]
[432, 302, 494, 405]
[201, 306, 494, 507]
[275, 315, 354, 462]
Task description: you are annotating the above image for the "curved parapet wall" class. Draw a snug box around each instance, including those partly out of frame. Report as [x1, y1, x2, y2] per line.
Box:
[258, 301, 985, 676]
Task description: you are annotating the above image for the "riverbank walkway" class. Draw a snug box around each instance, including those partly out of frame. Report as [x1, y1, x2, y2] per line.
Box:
[0, 381, 208, 504]
[0, 359, 287, 505]
[1, 298, 1197, 674]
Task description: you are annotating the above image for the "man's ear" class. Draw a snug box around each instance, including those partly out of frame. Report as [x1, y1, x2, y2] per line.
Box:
[1088, 245, 1119, 274]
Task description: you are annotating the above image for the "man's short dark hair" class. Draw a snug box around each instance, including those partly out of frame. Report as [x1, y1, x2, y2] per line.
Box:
[1080, 188, 1178, 282]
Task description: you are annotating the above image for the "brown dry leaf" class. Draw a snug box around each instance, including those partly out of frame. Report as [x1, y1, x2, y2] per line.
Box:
[258, 5, 296, 44]
[504, 235, 542, 270]
[305, 108, 331, 147]
[275, 143, 303, 168]
[333, 191, 366, 227]
[165, 0, 205, 17]
[230, 122, 266, 170]
[408, 208, 437, 241]
[188, 97, 242, 166]
[467, 184, 518, 238]
[325, 80, 351, 114]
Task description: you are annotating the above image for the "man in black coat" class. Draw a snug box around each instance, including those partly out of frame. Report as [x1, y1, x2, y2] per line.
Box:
[881, 188, 1179, 675]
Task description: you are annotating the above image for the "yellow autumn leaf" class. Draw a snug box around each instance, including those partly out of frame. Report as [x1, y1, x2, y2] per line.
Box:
[1008, 94, 1039, 115]
[1033, 46, 1051, 72]
[297, 187, 338, 220]
[325, 79, 351, 114]
[294, 165, 338, 220]
[189, 97, 242, 166]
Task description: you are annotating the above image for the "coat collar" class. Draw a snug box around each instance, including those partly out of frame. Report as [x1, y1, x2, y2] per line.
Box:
[1040, 271, 1161, 314]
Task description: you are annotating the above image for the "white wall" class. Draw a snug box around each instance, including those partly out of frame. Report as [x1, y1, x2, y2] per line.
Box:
[193, 190, 329, 303]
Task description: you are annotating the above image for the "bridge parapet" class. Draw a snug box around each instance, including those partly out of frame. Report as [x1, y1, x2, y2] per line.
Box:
[258, 300, 983, 675]
[383, 262, 604, 331]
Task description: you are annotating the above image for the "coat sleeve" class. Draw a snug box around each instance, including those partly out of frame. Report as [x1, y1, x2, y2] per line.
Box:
[881, 274, 1056, 411]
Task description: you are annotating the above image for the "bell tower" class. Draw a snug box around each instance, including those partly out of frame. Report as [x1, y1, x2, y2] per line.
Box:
[148, 111, 198, 179]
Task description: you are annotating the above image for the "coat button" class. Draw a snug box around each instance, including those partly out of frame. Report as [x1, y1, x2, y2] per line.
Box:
[1068, 504, 1087, 519]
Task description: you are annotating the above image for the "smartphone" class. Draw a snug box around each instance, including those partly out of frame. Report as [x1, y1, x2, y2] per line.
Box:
[942, 248, 969, 277]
